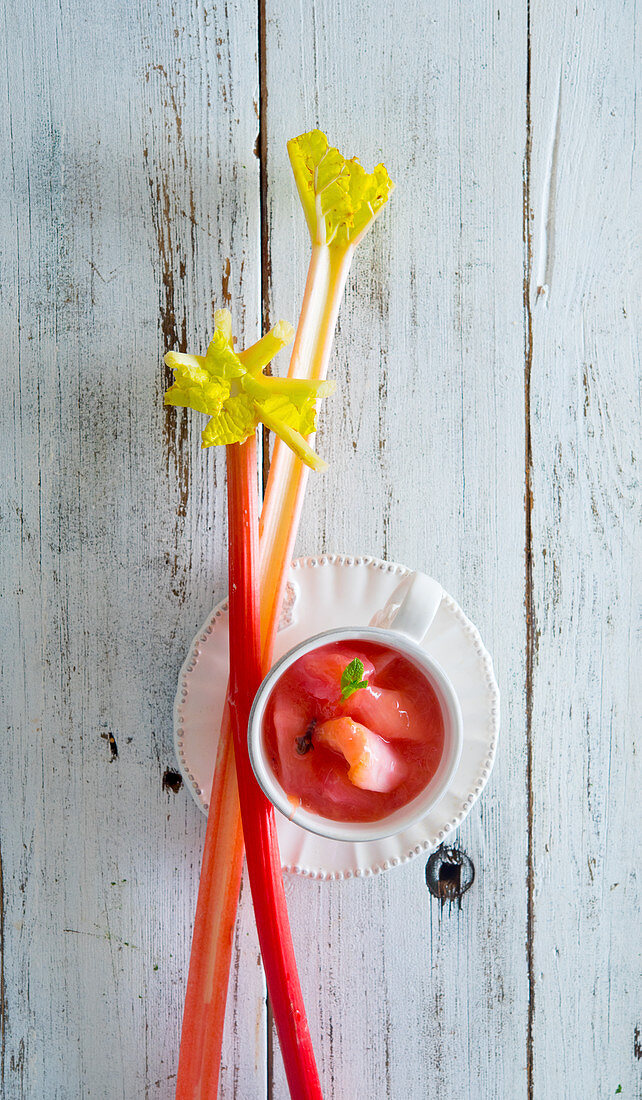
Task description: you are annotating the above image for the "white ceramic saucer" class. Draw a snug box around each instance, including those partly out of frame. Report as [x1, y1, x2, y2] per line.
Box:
[174, 554, 500, 879]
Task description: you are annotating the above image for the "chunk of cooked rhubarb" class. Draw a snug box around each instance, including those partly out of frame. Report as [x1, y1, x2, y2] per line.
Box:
[314, 716, 405, 793]
[342, 682, 415, 740]
[296, 648, 375, 705]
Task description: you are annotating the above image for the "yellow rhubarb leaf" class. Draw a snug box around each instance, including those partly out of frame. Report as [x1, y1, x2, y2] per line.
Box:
[240, 321, 296, 375]
[163, 309, 335, 468]
[257, 403, 328, 472]
[287, 129, 394, 249]
[256, 392, 317, 438]
[201, 394, 256, 447]
[164, 317, 245, 418]
[213, 308, 233, 346]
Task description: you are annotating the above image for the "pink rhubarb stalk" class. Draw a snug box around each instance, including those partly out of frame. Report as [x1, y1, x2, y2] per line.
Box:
[226, 438, 322, 1100]
[169, 130, 393, 1098]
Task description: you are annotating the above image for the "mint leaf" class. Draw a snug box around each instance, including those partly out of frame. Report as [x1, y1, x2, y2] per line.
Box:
[340, 658, 369, 701]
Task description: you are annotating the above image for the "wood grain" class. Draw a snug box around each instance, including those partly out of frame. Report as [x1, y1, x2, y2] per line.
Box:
[0, 0, 264, 1095]
[1, 0, 639, 1096]
[263, 1, 529, 1097]
[528, 2, 641, 1097]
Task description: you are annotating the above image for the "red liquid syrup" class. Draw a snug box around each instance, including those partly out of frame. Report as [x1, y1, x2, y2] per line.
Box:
[264, 640, 445, 823]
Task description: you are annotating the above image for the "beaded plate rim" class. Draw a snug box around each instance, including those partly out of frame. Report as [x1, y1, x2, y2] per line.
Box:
[174, 553, 500, 879]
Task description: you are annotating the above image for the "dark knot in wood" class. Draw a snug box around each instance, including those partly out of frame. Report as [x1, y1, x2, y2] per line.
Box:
[162, 768, 184, 794]
[425, 844, 475, 905]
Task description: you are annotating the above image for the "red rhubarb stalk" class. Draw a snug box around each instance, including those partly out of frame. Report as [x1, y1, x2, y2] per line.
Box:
[225, 438, 322, 1100]
[167, 130, 393, 1098]
[167, 311, 330, 1098]
[176, 244, 349, 1095]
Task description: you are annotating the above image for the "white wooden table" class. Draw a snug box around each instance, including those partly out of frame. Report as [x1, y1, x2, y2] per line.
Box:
[2, 1, 639, 1097]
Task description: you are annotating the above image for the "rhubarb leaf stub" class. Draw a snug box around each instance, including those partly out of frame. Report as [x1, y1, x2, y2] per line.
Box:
[201, 393, 256, 447]
[287, 129, 394, 250]
[163, 309, 335, 469]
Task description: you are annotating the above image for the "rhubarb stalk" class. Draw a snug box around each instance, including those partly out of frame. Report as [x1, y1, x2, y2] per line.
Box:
[175, 704, 243, 1099]
[259, 244, 353, 659]
[260, 130, 394, 656]
[169, 130, 393, 1099]
[226, 436, 322, 1099]
[168, 310, 331, 1099]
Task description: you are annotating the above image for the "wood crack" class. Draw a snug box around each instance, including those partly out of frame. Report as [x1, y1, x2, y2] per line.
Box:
[257, 12, 275, 1100]
[258, 0, 272, 499]
[522, 3, 536, 1098]
[535, 68, 563, 303]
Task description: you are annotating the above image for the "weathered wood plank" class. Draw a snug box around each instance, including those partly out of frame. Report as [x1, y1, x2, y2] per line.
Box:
[528, 3, 641, 1096]
[0, 0, 265, 1095]
[3, 0, 639, 1096]
[263, 2, 529, 1096]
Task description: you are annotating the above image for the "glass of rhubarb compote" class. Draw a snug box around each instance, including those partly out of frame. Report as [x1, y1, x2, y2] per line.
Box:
[248, 572, 463, 842]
